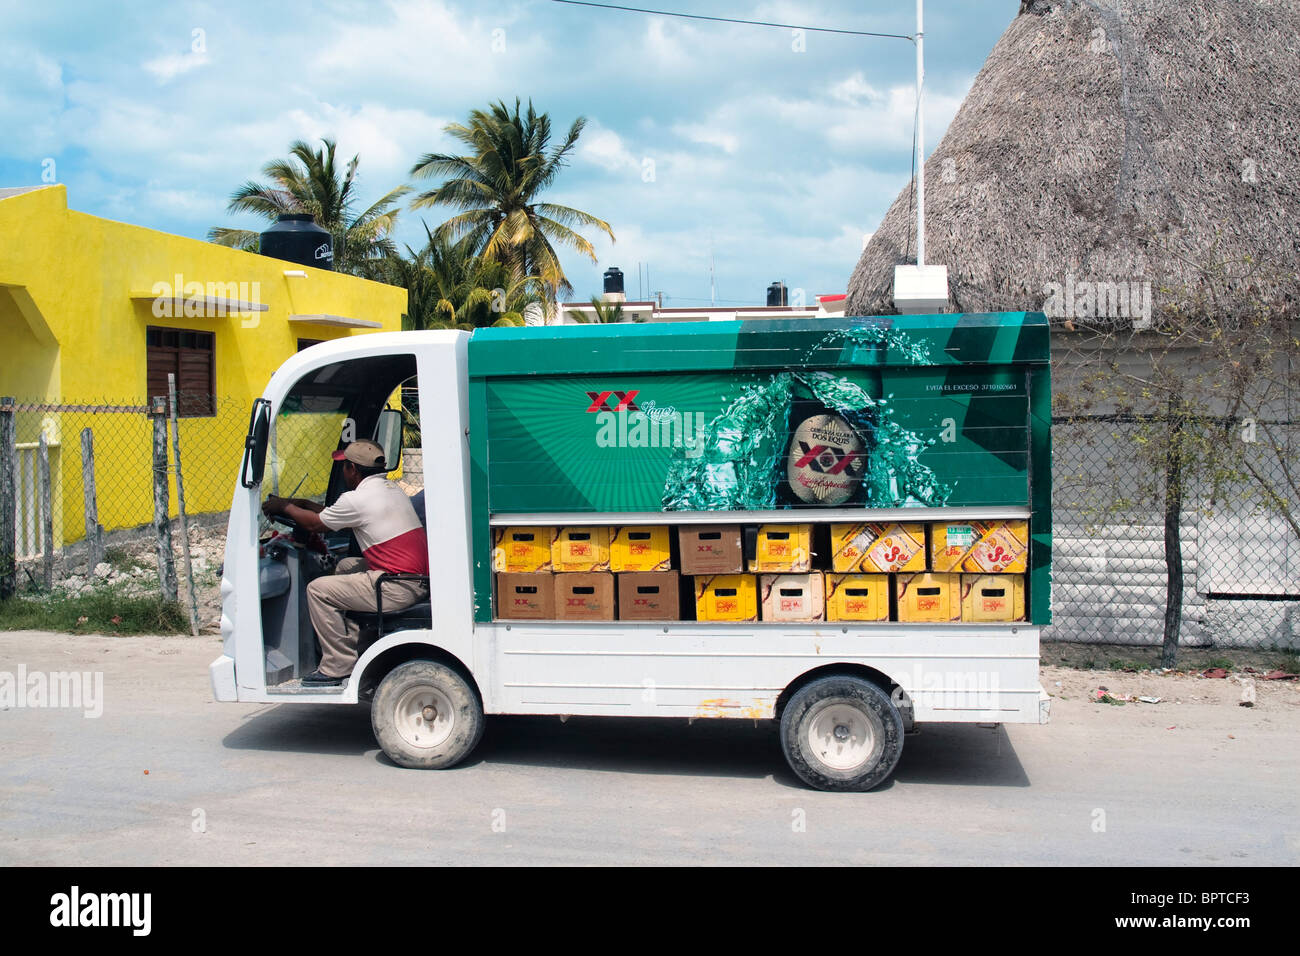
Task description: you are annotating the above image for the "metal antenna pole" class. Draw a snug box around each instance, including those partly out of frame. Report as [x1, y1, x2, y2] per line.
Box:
[916, 0, 926, 267]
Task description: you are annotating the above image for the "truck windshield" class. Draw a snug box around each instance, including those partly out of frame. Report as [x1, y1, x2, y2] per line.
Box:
[260, 352, 417, 521]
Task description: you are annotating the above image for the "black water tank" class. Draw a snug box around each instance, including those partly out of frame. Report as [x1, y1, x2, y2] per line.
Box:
[766, 281, 787, 307]
[603, 266, 625, 295]
[260, 214, 333, 271]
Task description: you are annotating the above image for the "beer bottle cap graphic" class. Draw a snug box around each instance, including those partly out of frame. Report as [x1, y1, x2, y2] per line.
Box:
[785, 412, 867, 505]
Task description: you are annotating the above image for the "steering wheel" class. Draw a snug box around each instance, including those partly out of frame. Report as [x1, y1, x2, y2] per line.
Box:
[268, 512, 300, 531]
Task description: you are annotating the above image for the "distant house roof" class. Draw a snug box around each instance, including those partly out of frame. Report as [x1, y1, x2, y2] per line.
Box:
[846, 0, 1300, 324]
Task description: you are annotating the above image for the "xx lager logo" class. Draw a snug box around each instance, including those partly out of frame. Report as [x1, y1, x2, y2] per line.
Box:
[586, 390, 640, 413]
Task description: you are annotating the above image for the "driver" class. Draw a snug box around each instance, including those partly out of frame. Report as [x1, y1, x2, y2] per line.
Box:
[262, 439, 429, 687]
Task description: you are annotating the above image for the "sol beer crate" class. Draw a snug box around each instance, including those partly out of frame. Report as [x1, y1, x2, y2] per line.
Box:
[759, 573, 825, 622]
[496, 572, 557, 619]
[617, 571, 681, 620]
[895, 573, 961, 622]
[551, 526, 611, 572]
[930, 519, 1028, 574]
[694, 574, 758, 622]
[492, 526, 557, 572]
[678, 525, 743, 575]
[824, 573, 890, 622]
[555, 572, 616, 621]
[610, 526, 672, 572]
[960, 574, 1026, 622]
[748, 524, 812, 573]
[831, 522, 926, 573]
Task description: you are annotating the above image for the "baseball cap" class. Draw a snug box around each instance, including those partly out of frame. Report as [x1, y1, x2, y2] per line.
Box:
[332, 440, 387, 469]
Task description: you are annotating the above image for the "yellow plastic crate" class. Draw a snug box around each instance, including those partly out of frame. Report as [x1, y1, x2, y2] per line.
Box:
[492, 527, 557, 573]
[694, 574, 759, 621]
[960, 574, 1026, 622]
[551, 527, 611, 572]
[609, 525, 672, 572]
[895, 573, 960, 623]
[759, 573, 825, 622]
[825, 573, 890, 622]
[748, 524, 812, 572]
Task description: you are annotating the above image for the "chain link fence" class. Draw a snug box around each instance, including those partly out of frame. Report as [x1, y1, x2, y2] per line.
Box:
[3, 396, 1296, 650]
[1048, 415, 1299, 651]
[0, 395, 248, 626]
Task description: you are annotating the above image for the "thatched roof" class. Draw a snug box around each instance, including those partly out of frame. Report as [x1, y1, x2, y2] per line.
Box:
[846, 0, 1300, 322]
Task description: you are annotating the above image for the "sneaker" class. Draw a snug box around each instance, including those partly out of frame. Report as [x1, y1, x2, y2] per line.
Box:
[301, 669, 347, 687]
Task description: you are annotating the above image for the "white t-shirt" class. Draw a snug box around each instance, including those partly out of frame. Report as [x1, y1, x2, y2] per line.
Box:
[318, 475, 429, 574]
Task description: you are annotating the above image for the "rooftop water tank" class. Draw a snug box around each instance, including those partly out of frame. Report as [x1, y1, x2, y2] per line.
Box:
[260, 214, 333, 271]
[603, 266, 625, 295]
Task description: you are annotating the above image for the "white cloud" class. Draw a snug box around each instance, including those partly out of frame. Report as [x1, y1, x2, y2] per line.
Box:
[577, 123, 640, 173]
[142, 51, 209, 83]
[672, 122, 739, 154]
[830, 72, 885, 105]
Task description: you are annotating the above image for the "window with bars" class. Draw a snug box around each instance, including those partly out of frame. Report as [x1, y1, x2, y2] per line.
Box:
[146, 327, 215, 416]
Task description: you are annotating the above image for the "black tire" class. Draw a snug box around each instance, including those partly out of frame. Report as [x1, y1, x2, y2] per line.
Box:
[780, 675, 904, 792]
[371, 660, 484, 770]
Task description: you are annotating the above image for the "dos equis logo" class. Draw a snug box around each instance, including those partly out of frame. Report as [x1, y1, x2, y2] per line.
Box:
[786, 413, 866, 505]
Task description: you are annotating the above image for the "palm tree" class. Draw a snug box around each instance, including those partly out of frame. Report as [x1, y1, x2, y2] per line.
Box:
[409, 99, 615, 300]
[567, 296, 641, 324]
[383, 227, 545, 331]
[208, 138, 411, 277]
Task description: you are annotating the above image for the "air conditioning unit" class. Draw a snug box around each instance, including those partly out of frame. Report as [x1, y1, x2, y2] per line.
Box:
[893, 264, 949, 314]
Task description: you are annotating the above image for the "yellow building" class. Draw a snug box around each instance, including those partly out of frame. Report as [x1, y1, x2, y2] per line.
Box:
[0, 184, 407, 552]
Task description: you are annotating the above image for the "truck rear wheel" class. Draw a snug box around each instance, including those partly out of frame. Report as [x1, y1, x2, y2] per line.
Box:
[780, 676, 903, 792]
[371, 661, 484, 769]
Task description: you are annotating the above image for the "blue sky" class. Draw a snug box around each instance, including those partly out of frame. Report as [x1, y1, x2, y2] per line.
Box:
[0, 0, 1014, 306]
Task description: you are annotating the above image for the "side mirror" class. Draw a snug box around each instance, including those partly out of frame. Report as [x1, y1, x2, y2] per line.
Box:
[375, 407, 403, 473]
[241, 399, 272, 488]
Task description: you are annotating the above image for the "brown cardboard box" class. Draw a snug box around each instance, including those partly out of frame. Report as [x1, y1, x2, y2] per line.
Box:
[678, 525, 743, 575]
[555, 572, 616, 621]
[495, 572, 557, 620]
[617, 571, 681, 620]
[832, 522, 926, 573]
[759, 572, 825, 622]
[930, 520, 1029, 574]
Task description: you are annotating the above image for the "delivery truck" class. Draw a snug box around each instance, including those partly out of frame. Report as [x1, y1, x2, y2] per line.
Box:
[211, 311, 1053, 791]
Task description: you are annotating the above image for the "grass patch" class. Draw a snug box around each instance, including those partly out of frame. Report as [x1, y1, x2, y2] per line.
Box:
[0, 590, 188, 635]
[1107, 658, 1144, 672]
[1270, 650, 1300, 674]
[1203, 657, 1234, 671]
[102, 545, 136, 570]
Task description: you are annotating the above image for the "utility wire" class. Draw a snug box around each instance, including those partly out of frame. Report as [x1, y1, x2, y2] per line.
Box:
[548, 0, 915, 42]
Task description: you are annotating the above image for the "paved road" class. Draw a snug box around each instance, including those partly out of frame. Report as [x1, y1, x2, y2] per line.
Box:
[1, 630, 1296, 865]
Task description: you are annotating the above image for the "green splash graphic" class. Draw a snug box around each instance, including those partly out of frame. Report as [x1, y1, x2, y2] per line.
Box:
[663, 328, 951, 510]
[800, 324, 933, 365]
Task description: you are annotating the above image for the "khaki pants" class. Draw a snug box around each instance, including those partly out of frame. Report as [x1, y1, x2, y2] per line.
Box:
[306, 557, 428, 678]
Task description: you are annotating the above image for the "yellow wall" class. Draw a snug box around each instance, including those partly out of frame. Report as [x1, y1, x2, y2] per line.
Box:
[0, 185, 408, 542]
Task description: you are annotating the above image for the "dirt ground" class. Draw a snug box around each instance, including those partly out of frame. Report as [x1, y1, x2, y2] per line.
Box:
[1041, 654, 1300, 732]
[13, 512, 228, 632]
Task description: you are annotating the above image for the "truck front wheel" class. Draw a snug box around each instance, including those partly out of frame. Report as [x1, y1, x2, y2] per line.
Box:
[372, 661, 484, 769]
[780, 676, 903, 792]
